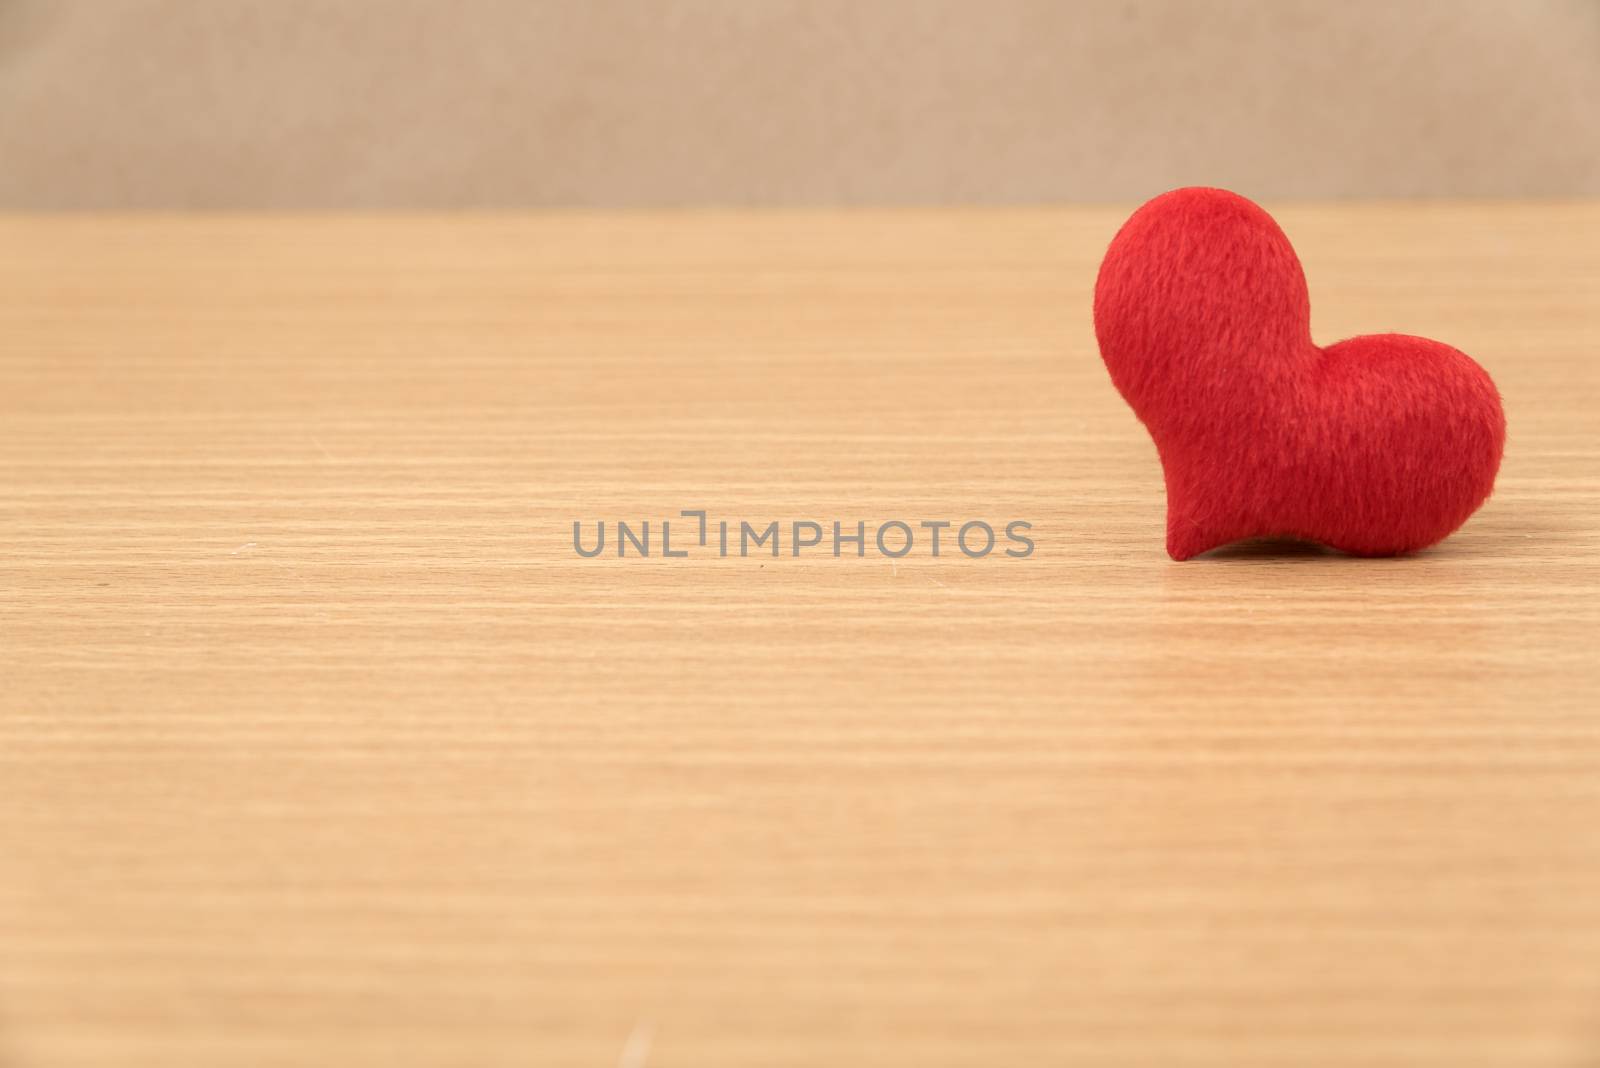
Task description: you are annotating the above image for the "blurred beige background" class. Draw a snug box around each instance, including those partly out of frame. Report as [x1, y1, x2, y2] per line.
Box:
[0, 0, 1596, 209]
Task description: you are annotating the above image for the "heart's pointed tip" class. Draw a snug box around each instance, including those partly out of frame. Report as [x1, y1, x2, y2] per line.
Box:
[1166, 526, 1225, 562]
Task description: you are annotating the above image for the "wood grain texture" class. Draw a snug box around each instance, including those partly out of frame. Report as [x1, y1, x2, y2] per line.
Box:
[2, 204, 1598, 1067]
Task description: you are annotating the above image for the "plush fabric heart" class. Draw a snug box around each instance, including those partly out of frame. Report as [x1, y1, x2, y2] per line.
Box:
[1093, 187, 1505, 560]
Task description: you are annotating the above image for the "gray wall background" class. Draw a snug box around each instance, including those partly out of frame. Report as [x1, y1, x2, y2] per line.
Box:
[1, 0, 1596, 209]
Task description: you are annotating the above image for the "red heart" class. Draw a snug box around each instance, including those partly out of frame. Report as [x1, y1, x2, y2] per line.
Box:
[1093, 187, 1505, 560]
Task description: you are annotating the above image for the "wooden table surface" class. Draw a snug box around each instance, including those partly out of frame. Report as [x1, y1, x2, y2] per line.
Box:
[3, 203, 1598, 1067]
